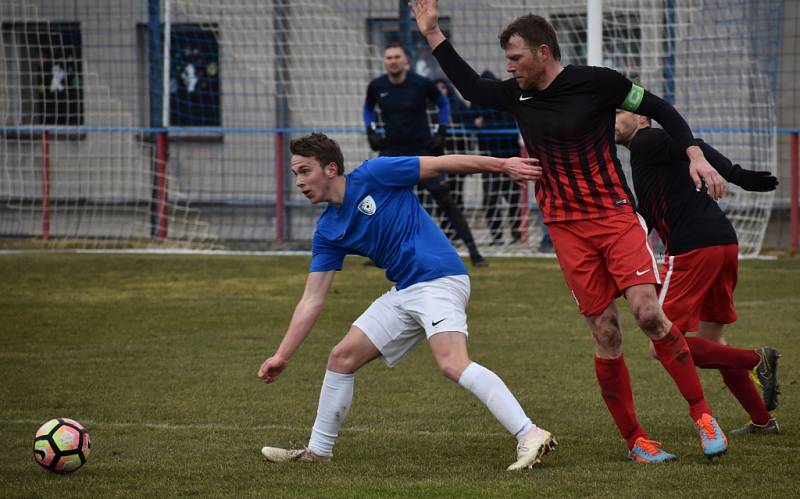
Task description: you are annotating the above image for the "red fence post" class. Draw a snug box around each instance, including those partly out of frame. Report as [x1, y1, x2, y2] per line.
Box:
[791, 131, 798, 252]
[41, 131, 50, 241]
[155, 132, 169, 239]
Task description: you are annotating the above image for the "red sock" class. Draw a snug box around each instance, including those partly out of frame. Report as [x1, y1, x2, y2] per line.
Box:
[720, 368, 772, 425]
[685, 336, 760, 369]
[651, 324, 711, 421]
[595, 354, 647, 449]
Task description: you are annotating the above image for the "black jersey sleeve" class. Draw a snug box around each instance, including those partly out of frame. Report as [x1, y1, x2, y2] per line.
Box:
[365, 80, 378, 111]
[432, 40, 512, 112]
[695, 139, 734, 178]
[591, 66, 634, 109]
[635, 92, 696, 153]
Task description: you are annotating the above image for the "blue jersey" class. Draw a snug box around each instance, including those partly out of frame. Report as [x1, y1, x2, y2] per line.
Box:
[310, 156, 467, 289]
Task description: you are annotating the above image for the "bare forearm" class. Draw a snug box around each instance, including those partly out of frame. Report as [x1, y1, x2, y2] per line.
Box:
[423, 28, 446, 50]
[274, 299, 324, 360]
[420, 155, 503, 178]
[685, 144, 705, 162]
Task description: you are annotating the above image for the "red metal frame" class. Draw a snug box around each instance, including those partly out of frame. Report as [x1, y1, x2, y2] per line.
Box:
[155, 132, 169, 239]
[791, 132, 798, 252]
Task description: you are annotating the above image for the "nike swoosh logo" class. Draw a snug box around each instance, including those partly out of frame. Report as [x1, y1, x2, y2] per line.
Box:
[635, 269, 651, 276]
[519, 95, 533, 101]
[432, 318, 446, 326]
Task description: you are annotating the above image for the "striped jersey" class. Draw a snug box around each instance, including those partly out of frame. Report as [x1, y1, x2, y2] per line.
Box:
[434, 42, 637, 223]
[629, 128, 737, 255]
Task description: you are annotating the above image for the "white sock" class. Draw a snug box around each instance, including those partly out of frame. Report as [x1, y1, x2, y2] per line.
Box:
[307, 370, 354, 456]
[458, 362, 534, 440]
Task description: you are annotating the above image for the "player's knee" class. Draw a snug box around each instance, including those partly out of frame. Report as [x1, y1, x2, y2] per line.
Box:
[438, 364, 462, 382]
[591, 310, 622, 351]
[436, 357, 470, 382]
[327, 343, 360, 373]
[633, 302, 662, 333]
[592, 326, 622, 352]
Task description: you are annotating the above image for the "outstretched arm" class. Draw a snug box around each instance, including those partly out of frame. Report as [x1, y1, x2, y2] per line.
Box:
[633, 90, 726, 199]
[697, 139, 778, 192]
[419, 155, 541, 184]
[412, 0, 507, 109]
[257, 270, 336, 384]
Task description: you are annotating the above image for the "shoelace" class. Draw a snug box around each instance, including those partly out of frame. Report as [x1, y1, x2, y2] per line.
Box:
[695, 414, 718, 440]
[634, 438, 664, 456]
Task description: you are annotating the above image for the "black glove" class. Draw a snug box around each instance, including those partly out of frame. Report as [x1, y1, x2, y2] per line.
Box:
[366, 124, 387, 152]
[424, 124, 448, 155]
[728, 164, 779, 192]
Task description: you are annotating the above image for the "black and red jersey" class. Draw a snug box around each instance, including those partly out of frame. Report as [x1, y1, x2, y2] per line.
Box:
[629, 128, 737, 255]
[434, 42, 636, 223]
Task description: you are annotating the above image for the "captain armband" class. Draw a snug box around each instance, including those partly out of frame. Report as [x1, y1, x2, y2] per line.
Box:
[620, 84, 645, 112]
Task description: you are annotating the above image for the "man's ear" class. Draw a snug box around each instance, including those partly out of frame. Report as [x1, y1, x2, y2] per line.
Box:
[537, 43, 551, 61]
[326, 162, 338, 178]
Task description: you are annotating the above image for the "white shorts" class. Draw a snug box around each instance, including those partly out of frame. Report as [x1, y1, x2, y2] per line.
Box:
[353, 275, 470, 367]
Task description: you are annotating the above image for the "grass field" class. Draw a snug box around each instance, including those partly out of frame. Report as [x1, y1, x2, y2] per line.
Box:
[0, 253, 797, 498]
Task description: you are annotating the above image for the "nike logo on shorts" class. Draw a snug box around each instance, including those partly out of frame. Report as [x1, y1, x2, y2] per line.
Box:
[635, 268, 651, 276]
[432, 318, 446, 326]
[519, 95, 533, 101]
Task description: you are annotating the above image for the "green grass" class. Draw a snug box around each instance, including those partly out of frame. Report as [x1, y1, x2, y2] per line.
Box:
[0, 254, 797, 498]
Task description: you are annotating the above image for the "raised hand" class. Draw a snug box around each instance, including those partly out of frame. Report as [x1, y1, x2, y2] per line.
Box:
[410, 0, 446, 48]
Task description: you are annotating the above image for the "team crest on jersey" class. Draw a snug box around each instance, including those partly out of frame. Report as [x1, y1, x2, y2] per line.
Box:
[358, 195, 377, 215]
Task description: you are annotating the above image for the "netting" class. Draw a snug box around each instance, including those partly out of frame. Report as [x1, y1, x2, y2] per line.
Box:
[0, 1, 210, 248]
[0, 0, 783, 256]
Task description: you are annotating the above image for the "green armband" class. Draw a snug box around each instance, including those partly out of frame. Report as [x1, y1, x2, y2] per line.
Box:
[621, 84, 645, 112]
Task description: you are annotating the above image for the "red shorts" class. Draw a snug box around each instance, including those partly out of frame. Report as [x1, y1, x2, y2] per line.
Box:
[548, 212, 660, 316]
[659, 244, 738, 332]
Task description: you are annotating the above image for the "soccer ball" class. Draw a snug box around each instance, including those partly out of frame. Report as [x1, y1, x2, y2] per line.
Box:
[33, 418, 92, 473]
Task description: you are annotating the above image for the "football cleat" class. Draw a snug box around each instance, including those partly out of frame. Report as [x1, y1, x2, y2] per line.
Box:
[627, 437, 677, 463]
[694, 414, 728, 459]
[730, 418, 780, 436]
[750, 347, 781, 411]
[261, 446, 331, 463]
[507, 426, 557, 470]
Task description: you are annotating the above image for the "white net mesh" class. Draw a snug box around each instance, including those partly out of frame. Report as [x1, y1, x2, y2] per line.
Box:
[0, 0, 782, 255]
[0, 0, 210, 248]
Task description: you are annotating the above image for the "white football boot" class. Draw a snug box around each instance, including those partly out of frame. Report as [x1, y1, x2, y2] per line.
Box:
[507, 426, 557, 470]
[261, 446, 331, 463]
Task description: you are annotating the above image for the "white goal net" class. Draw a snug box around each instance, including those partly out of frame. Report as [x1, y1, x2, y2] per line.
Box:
[0, 0, 782, 256]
